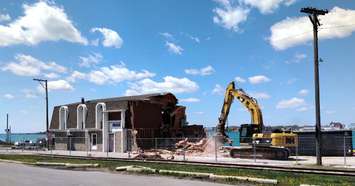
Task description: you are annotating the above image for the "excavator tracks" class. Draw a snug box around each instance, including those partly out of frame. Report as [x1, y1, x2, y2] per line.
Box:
[228, 146, 290, 160]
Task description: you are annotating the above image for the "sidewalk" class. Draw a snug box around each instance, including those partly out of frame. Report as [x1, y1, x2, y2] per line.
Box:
[0, 148, 354, 169]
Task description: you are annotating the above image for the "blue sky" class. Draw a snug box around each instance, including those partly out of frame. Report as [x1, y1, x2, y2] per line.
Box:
[1, 0, 355, 132]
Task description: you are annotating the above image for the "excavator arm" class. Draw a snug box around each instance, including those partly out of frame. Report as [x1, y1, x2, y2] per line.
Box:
[217, 81, 263, 143]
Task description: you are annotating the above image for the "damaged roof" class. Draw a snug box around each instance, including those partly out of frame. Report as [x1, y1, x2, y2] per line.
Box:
[57, 92, 177, 107]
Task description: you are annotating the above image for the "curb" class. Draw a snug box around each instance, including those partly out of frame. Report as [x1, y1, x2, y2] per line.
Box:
[116, 165, 157, 173]
[0, 159, 31, 165]
[35, 162, 99, 168]
[158, 169, 211, 178]
[65, 163, 99, 168]
[35, 162, 66, 166]
[115, 165, 278, 185]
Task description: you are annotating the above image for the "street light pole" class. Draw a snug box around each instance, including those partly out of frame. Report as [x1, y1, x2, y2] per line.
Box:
[33, 78, 49, 149]
[300, 7, 328, 166]
[45, 80, 48, 136]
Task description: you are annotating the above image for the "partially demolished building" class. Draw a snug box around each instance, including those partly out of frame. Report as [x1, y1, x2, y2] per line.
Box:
[49, 93, 205, 153]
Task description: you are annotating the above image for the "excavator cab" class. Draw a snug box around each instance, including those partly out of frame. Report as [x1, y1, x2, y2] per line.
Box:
[239, 124, 262, 144]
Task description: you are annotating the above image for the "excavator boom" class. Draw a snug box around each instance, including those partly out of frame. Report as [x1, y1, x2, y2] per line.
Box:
[217, 81, 263, 143]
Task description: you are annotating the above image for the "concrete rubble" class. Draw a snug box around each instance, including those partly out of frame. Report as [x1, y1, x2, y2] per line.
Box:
[130, 137, 222, 160]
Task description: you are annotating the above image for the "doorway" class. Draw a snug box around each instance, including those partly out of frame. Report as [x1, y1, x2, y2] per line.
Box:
[109, 133, 114, 152]
[91, 133, 97, 151]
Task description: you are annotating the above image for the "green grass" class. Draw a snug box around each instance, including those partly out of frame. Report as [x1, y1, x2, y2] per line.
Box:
[0, 154, 354, 186]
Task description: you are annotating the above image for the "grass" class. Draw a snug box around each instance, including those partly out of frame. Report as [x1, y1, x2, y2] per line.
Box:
[0, 154, 354, 186]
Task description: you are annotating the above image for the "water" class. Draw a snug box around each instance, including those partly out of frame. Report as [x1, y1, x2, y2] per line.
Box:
[0, 133, 46, 143]
[205, 127, 240, 146]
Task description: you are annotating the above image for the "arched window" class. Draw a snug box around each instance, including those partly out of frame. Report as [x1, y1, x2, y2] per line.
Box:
[77, 104, 87, 129]
[95, 103, 106, 129]
[59, 106, 68, 130]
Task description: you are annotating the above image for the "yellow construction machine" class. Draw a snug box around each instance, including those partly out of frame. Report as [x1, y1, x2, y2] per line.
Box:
[216, 81, 297, 160]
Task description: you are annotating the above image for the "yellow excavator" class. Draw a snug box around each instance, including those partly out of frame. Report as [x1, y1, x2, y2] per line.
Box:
[216, 81, 297, 160]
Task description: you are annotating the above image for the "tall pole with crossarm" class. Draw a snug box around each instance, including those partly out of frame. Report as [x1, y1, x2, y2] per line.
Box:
[33, 78, 49, 149]
[300, 7, 328, 166]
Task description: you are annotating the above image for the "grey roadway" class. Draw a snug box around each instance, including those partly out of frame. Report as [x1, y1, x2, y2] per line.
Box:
[0, 162, 237, 186]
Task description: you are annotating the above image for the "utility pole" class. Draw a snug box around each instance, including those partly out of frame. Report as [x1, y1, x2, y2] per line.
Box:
[5, 114, 10, 143]
[300, 7, 328, 166]
[33, 78, 49, 149]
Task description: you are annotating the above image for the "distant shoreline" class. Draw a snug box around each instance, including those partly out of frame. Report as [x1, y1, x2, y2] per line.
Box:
[0, 132, 45, 135]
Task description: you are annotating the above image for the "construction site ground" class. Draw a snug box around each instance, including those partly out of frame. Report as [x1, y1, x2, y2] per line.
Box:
[0, 148, 354, 169]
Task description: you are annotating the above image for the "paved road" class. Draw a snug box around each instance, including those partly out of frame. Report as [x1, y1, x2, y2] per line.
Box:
[0, 162, 234, 186]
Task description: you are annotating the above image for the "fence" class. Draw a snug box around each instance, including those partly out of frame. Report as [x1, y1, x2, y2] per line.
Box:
[0, 136, 353, 168]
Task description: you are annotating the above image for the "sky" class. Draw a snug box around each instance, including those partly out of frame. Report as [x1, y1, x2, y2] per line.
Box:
[0, 0, 355, 133]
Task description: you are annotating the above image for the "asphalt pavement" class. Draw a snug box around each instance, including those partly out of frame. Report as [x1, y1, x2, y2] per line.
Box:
[0, 162, 234, 186]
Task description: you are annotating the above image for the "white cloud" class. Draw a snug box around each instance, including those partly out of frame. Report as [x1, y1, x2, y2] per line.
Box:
[22, 89, 37, 98]
[286, 78, 297, 85]
[285, 53, 307, 64]
[1, 54, 67, 77]
[38, 79, 73, 92]
[248, 75, 271, 84]
[165, 41, 183, 55]
[67, 70, 86, 83]
[185, 65, 215, 76]
[213, 0, 249, 32]
[3, 94, 14, 99]
[88, 70, 110, 85]
[91, 27, 123, 48]
[180, 98, 201, 103]
[44, 72, 60, 79]
[0, 1, 87, 47]
[90, 38, 99, 46]
[325, 110, 336, 115]
[66, 64, 155, 85]
[160, 32, 174, 40]
[189, 35, 200, 43]
[182, 33, 200, 43]
[276, 97, 305, 109]
[125, 76, 199, 96]
[0, 13, 11, 22]
[296, 106, 309, 112]
[212, 84, 224, 95]
[194, 111, 204, 115]
[250, 92, 271, 99]
[298, 89, 309, 96]
[235, 76, 246, 83]
[79, 53, 102, 67]
[241, 0, 296, 14]
[294, 53, 307, 61]
[87, 64, 155, 85]
[269, 7, 355, 50]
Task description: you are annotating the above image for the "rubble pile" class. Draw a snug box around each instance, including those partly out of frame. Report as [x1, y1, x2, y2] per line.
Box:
[132, 150, 164, 160]
[175, 138, 212, 154]
[132, 149, 175, 160]
[130, 137, 220, 160]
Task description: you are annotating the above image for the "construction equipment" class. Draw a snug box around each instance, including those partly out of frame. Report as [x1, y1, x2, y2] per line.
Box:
[216, 81, 297, 160]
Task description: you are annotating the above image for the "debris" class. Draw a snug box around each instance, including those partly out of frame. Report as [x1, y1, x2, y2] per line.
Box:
[175, 138, 209, 154]
[132, 150, 164, 160]
[132, 137, 219, 159]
